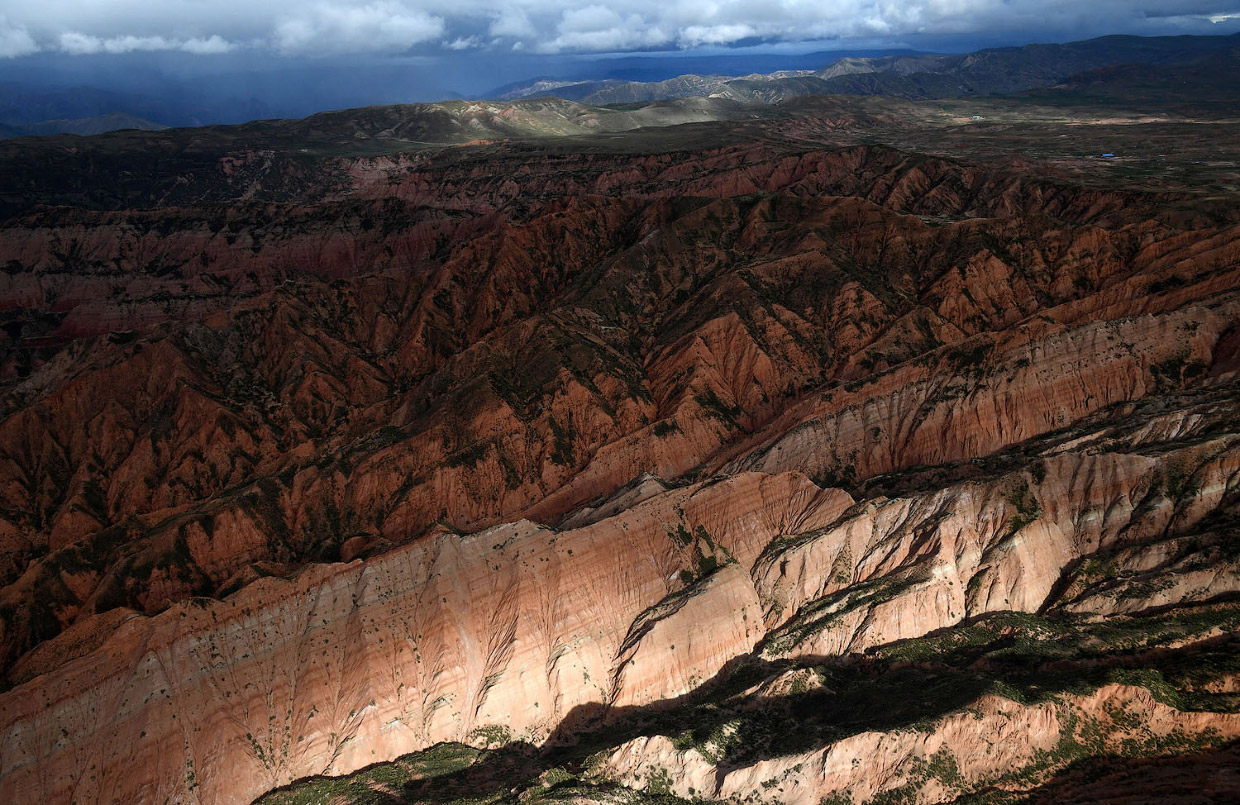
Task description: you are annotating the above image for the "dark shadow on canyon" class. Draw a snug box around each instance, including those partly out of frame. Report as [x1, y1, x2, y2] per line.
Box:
[388, 622, 1239, 802]
[255, 603, 1240, 803]
[964, 739, 1240, 804]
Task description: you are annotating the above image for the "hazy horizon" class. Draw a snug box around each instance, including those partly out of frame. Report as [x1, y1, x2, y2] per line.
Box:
[1, 1, 1238, 126]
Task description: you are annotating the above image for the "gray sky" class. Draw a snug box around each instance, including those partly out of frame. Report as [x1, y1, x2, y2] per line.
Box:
[1, 1, 1239, 59]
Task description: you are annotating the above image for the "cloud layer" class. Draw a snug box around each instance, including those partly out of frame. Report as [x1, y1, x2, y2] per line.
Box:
[275, 2, 443, 55]
[56, 32, 234, 55]
[0, 0, 1238, 58]
[0, 16, 38, 58]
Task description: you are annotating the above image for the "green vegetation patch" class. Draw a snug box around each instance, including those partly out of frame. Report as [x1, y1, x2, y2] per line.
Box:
[257, 742, 482, 805]
[255, 602, 1240, 805]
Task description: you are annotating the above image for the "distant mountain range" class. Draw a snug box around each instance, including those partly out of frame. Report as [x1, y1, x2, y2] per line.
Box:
[1020, 46, 1240, 115]
[494, 33, 1240, 106]
[0, 113, 166, 138]
[2, 32, 1237, 142]
[0, 81, 266, 140]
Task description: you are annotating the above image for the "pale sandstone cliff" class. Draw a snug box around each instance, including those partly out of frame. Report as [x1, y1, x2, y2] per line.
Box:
[0, 106, 1237, 804]
[2, 386, 1237, 802]
[601, 685, 1240, 803]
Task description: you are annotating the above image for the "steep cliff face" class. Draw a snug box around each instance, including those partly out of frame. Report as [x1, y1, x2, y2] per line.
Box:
[601, 683, 1240, 803]
[1, 183, 1235, 676]
[4, 383, 1239, 803]
[0, 99, 1237, 804]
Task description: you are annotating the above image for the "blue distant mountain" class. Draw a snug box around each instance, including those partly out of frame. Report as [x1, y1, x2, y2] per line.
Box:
[493, 33, 1240, 105]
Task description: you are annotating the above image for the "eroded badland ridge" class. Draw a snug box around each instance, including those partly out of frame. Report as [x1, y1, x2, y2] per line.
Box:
[0, 48, 1238, 804]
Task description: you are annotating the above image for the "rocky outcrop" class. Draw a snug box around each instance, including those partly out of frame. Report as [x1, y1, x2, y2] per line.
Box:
[0, 94, 1237, 804]
[0, 473, 848, 802]
[601, 684, 1240, 803]
[6, 182, 1232, 675]
[3, 381, 1238, 802]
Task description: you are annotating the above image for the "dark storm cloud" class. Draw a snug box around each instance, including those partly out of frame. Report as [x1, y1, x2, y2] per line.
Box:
[0, 1, 1239, 58]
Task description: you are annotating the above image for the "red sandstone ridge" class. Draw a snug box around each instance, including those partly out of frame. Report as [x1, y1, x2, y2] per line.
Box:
[0, 96, 1237, 804]
[4, 393, 1239, 803]
[1, 189, 1234, 675]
